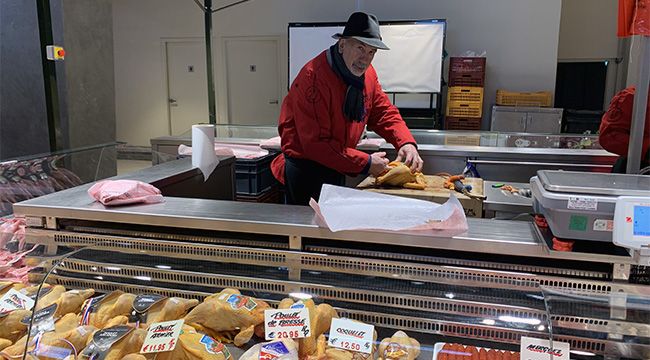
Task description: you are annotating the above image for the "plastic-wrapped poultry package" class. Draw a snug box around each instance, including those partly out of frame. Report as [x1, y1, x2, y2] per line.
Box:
[184, 288, 270, 346]
[277, 298, 338, 359]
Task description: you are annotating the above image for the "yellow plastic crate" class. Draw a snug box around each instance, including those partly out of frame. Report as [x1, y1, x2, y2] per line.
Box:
[447, 86, 484, 103]
[446, 100, 482, 118]
[496, 90, 552, 107]
[444, 134, 481, 146]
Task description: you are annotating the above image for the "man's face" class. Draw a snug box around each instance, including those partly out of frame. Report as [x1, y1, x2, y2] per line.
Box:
[338, 38, 378, 77]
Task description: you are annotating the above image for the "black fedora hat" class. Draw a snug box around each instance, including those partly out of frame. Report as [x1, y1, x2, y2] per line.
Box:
[332, 12, 389, 50]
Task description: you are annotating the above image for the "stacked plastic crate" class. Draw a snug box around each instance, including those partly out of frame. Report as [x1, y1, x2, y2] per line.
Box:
[445, 57, 486, 130]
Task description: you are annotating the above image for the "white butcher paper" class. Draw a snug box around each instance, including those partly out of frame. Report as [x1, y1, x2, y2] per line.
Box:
[191, 124, 219, 181]
[312, 184, 468, 232]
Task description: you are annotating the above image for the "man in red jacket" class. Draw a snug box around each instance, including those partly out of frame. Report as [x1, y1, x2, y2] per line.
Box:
[598, 86, 650, 172]
[271, 12, 422, 205]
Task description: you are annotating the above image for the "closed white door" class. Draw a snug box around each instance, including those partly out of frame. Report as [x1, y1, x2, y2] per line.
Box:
[224, 39, 279, 126]
[166, 41, 208, 135]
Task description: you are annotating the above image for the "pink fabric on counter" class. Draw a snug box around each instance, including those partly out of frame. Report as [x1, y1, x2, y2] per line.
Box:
[259, 136, 281, 148]
[88, 180, 164, 206]
[178, 143, 269, 159]
[260, 136, 384, 149]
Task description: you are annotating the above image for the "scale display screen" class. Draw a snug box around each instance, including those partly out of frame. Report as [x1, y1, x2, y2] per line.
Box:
[633, 205, 650, 236]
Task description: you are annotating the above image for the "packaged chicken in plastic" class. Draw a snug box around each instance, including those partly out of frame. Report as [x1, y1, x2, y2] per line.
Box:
[0, 288, 94, 355]
[0, 308, 32, 347]
[78, 324, 147, 360]
[185, 288, 270, 346]
[128, 294, 198, 329]
[0, 281, 25, 296]
[278, 298, 338, 358]
[240, 339, 298, 360]
[2, 312, 81, 358]
[79, 290, 137, 328]
[154, 325, 234, 360]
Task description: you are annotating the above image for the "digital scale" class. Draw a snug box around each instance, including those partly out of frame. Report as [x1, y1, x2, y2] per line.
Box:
[613, 197, 650, 251]
[531, 171, 650, 264]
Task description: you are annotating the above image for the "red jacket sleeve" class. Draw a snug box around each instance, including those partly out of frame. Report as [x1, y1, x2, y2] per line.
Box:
[599, 87, 650, 157]
[599, 89, 634, 156]
[365, 70, 416, 150]
[289, 70, 369, 174]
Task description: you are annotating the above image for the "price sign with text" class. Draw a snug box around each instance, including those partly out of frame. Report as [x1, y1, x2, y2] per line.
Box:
[140, 319, 183, 354]
[520, 336, 569, 360]
[264, 308, 311, 340]
[327, 318, 374, 354]
[0, 289, 35, 314]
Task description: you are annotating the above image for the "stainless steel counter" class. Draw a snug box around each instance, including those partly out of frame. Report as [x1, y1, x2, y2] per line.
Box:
[151, 135, 617, 183]
[15, 160, 650, 359]
[14, 182, 634, 265]
[483, 180, 533, 216]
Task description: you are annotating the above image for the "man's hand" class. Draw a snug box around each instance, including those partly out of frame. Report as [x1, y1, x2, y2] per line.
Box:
[396, 144, 423, 172]
[368, 151, 389, 177]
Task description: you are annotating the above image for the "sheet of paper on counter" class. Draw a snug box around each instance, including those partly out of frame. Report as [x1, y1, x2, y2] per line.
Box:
[310, 184, 468, 233]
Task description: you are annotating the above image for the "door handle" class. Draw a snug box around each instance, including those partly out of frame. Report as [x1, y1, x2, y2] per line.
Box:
[269, 100, 279, 104]
[169, 98, 178, 107]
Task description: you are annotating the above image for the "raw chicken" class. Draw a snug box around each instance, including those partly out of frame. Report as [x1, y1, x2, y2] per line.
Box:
[375, 162, 426, 190]
[185, 288, 270, 346]
[154, 325, 234, 360]
[137, 296, 199, 329]
[86, 291, 137, 328]
[278, 298, 338, 358]
[378, 331, 420, 360]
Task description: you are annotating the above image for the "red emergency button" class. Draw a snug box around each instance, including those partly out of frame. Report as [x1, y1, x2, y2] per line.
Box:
[57, 49, 65, 57]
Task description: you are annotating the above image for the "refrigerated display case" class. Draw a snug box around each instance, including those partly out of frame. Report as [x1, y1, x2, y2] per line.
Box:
[8, 179, 650, 359]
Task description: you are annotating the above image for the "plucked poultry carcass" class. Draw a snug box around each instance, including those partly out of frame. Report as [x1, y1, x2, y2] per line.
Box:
[0, 288, 93, 356]
[378, 331, 420, 360]
[185, 288, 270, 346]
[130, 294, 198, 329]
[0, 281, 25, 296]
[0, 286, 92, 349]
[1, 312, 80, 358]
[78, 325, 147, 360]
[52, 288, 95, 318]
[81, 290, 137, 328]
[375, 162, 427, 190]
[153, 325, 234, 360]
[0, 308, 33, 345]
[32, 285, 67, 311]
[278, 298, 338, 359]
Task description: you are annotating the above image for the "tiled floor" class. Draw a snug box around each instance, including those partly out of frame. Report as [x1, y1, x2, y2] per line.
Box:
[116, 160, 151, 175]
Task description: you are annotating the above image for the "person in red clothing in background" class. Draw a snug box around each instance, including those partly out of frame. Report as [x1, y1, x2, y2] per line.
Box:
[599, 86, 650, 173]
[271, 12, 422, 205]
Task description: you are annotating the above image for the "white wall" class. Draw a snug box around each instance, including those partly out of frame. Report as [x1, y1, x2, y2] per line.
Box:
[112, 0, 205, 147]
[114, 0, 563, 146]
[558, 0, 618, 60]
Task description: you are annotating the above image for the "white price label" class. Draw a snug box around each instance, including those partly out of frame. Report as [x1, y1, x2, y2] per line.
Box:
[0, 289, 35, 314]
[568, 197, 598, 211]
[140, 319, 183, 354]
[264, 308, 311, 340]
[520, 337, 569, 360]
[327, 318, 374, 354]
